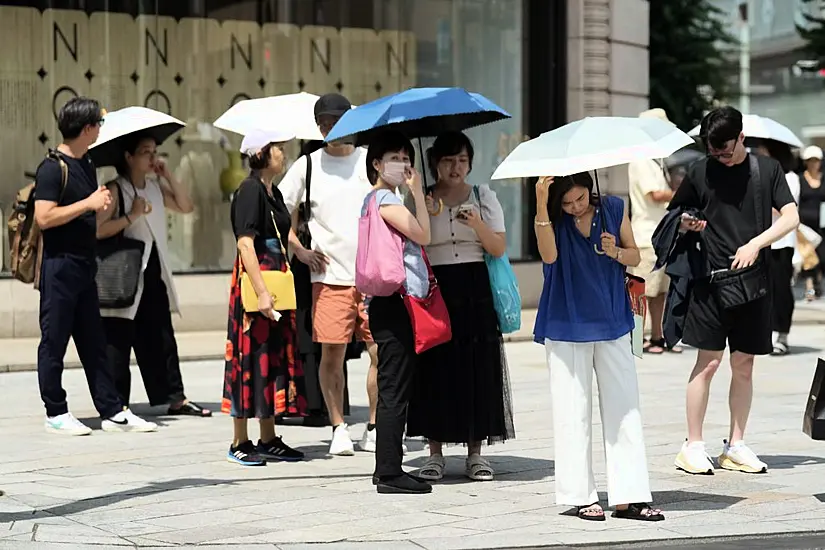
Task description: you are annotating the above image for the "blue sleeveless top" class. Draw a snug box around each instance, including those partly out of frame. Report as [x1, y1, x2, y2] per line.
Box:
[534, 195, 634, 343]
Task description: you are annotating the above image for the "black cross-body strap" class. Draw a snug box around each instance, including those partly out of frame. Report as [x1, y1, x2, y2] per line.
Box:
[304, 152, 312, 246]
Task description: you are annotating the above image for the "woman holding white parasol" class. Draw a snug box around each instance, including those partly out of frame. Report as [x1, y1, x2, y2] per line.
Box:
[493, 116, 692, 522]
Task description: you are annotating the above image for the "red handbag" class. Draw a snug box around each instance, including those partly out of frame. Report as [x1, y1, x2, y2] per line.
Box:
[626, 273, 647, 318]
[401, 249, 452, 354]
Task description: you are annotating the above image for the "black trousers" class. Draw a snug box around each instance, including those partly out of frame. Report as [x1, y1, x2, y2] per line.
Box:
[368, 293, 416, 478]
[102, 245, 186, 407]
[37, 255, 122, 418]
[771, 247, 795, 334]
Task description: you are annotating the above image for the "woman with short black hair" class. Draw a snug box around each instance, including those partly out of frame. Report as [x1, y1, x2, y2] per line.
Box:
[407, 131, 515, 483]
[361, 131, 432, 494]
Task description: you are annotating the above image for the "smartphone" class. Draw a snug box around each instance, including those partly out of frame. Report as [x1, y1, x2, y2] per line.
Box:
[681, 212, 698, 222]
[457, 205, 474, 219]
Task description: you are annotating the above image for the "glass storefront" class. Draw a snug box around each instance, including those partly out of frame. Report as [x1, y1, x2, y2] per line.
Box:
[0, 0, 527, 273]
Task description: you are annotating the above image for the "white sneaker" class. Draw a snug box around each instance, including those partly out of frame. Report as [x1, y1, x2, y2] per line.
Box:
[45, 413, 92, 436]
[358, 427, 377, 452]
[357, 427, 408, 454]
[329, 424, 355, 456]
[674, 440, 715, 475]
[718, 440, 768, 473]
[101, 408, 158, 433]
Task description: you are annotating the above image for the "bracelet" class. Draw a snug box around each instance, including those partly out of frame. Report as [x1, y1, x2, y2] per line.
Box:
[534, 219, 551, 227]
[616, 248, 623, 262]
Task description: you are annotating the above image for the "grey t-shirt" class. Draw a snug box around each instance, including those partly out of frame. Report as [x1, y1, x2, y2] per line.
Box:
[362, 189, 429, 298]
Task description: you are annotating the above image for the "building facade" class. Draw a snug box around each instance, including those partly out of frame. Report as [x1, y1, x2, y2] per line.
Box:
[0, 0, 650, 337]
[709, 0, 825, 149]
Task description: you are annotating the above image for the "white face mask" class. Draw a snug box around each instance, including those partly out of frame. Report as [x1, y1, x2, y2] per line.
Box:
[381, 161, 408, 187]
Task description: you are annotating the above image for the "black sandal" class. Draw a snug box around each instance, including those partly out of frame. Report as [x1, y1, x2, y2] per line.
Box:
[576, 503, 606, 522]
[612, 502, 664, 522]
[168, 401, 212, 417]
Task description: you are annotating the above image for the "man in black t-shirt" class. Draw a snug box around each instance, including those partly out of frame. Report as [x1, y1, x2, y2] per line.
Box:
[667, 107, 798, 476]
[34, 97, 157, 435]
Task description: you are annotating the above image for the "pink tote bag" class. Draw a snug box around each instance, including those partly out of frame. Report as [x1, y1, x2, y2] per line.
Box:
[355, 193, 406, 297]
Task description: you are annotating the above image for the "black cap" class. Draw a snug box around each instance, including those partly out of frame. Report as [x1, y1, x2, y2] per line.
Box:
[314, 93, 352, 120]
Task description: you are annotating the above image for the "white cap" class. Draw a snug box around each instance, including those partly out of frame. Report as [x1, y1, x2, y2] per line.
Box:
[240, 128, 295, 155]
[802, 145, 823, 160]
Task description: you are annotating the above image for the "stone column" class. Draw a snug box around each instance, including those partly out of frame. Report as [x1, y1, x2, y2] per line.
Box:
[567, 0, 650, 195]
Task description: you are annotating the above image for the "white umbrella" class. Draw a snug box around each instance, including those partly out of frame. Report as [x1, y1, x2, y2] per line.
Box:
[89, 106, 185, 167]
[687, 114, 804, 149]
[491, 116, 693, 180]
[214, 92, 327, 141]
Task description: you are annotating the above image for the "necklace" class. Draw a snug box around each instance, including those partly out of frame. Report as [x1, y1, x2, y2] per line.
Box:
[574, 206, 594, 225]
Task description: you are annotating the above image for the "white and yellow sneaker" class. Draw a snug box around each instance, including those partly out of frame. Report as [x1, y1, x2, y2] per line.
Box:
[717, 440, 768, 473]
[675, 440, 715, 475]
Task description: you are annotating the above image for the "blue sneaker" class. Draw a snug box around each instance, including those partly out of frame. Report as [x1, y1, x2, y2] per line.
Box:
[227, 441, 266, 466]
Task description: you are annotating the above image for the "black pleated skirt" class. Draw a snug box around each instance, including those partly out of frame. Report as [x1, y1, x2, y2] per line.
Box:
[406, 261, 515, 445]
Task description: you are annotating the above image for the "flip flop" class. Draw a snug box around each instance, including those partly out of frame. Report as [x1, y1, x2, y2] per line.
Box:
[168, 401, 212, 417]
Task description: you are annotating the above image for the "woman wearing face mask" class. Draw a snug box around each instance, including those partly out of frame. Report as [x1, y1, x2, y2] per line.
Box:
[222, 128, 309, 466]
[362, 131, 432, 494]
[97, 132, 209, 420]
[534, 173, 662, 522]
[406, 131, 514, 483]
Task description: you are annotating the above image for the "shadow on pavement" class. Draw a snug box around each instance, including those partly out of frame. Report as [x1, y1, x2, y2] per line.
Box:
[403, 455, 553, 484]
[761, 454, 825, 470]
[0, 473, 370, 524]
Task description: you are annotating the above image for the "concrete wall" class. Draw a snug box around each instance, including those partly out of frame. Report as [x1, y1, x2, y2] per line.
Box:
[567, 0, 650, 196]
[1, 0, 651, 338]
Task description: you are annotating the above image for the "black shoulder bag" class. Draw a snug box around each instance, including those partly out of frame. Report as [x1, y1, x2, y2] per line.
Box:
[709, 155, 769, 309]
[295, 153, 313, 249]
[96, 181, 147, 309]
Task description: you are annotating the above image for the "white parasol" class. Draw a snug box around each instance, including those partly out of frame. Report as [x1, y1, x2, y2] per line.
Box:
[89, 106, 185, 167]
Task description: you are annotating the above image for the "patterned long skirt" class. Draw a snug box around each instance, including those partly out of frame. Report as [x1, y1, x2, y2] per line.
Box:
[221, 242, 307, 419]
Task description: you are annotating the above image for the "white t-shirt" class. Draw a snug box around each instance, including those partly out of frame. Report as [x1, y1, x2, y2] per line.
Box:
[772, 172, 801, 250]
[628, 158, 670, 247]
[279, 147, 372, 286]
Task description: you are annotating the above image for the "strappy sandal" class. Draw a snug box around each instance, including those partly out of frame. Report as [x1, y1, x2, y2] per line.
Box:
[646, 339, 665, 354]
[417, 455, 445, 481]
[806, 288, 817, 302]
[465, 454, 494, 481]
[772, 341, 790, 356]
[612, 502, 664, 522]
[576, 503, 606, 522]
[168, 401, 212, 417]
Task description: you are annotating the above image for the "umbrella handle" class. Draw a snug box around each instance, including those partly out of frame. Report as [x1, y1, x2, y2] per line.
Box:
[593, 244, 606, 255]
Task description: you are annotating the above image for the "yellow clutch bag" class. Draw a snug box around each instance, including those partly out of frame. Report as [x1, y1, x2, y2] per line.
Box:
[241, 270, 296, 312]
[239, 211, 297, 313]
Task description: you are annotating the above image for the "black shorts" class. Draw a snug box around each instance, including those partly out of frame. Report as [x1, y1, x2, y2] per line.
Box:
[681, 278, 772, 356]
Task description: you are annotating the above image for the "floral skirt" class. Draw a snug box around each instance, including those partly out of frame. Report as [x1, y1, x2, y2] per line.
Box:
[221, 248, 307, 419]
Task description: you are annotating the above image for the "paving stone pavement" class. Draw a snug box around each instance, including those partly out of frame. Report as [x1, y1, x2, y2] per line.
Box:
[1, 326, 825, 549]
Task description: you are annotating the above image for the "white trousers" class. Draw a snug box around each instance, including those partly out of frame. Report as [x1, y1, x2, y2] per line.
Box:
[546, 334, 653, 507]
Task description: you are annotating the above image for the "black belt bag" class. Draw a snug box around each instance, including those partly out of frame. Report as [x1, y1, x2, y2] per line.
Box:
[708, 153, 770, 310]
[710, 263, 768, 309]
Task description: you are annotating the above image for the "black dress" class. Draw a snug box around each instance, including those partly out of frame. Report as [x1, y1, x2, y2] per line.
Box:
[799, 174, 825, 276]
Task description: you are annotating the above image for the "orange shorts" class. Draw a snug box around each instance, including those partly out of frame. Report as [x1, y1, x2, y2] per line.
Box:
[312, 283, 373, 344]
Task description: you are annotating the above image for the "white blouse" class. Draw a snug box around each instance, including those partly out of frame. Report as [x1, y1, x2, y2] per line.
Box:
[408, 184, 506, 266]
[100, 175, 180, 320]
